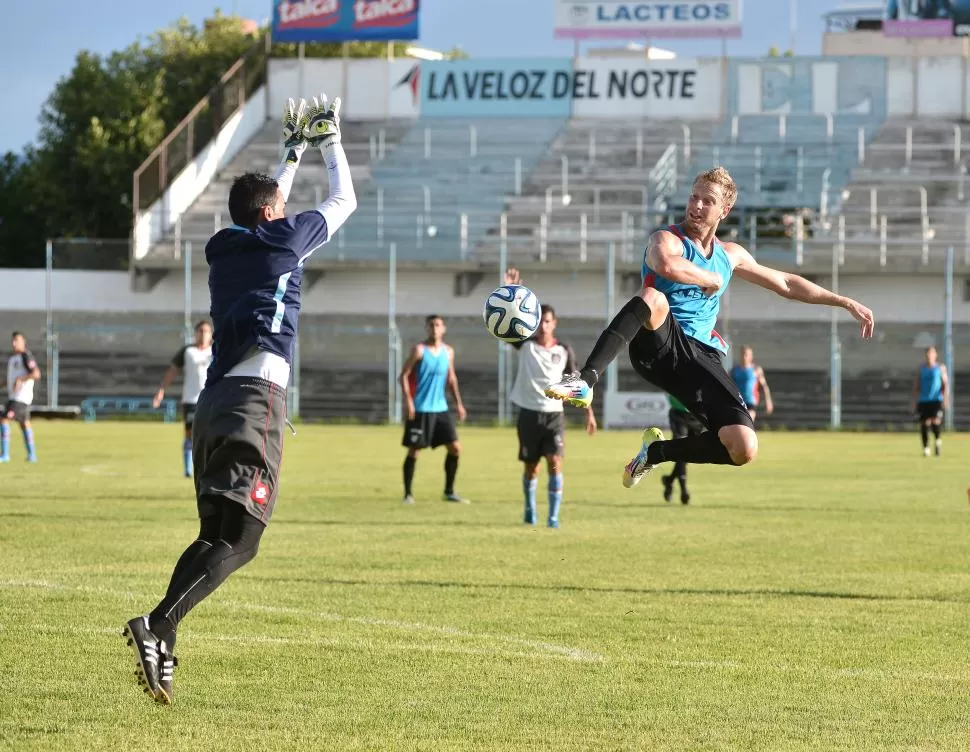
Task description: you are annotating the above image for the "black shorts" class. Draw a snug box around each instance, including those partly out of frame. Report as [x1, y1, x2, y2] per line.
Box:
[192, 377, 286, 525]
[3, 400, 30, 423]
[182, 402, 197, 429]
[516, 408, 565, 463]
[917, 401, 944, 421]
[669, 408, 706, 438]
[628, 316, 754, 433]
[402, 411, 458, 449]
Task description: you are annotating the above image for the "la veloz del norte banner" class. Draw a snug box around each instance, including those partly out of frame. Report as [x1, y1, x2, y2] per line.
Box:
[554, 0, 742, 39]
[272, 0, 419, 42]
[416, 57, 723, 118]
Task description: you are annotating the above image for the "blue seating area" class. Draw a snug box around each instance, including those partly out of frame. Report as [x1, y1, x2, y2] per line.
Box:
[81, 397, 178, 422]
[674, 114, 882, 210]
[310, 117, 568, 263]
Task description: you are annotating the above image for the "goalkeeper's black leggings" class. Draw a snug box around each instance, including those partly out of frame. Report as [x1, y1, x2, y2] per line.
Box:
[148, 498, 264, 648]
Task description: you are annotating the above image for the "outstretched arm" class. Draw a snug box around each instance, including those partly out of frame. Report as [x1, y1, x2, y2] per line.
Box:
[447, 347, 467, 422]
[730, 244, 875, 338]
[399, 345, 422, 421]
[274, 98, 308, 203]
[646, 230, 723, 295]
[757, 366, 774, 415]
[940, 364, 950, 407]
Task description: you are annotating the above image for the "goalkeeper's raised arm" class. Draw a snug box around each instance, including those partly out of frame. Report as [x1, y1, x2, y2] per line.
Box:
[304, 94, 356, 236]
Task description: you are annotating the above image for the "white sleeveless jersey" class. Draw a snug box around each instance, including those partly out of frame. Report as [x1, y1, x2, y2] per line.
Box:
[510, 339, 577, 413]
[7, 350, 38, 405]
[172, 345, 213, 404]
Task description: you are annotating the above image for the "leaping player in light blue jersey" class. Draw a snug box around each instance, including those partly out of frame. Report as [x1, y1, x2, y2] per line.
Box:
[912, 345, 948, 456]
[545, 166, 875, 487]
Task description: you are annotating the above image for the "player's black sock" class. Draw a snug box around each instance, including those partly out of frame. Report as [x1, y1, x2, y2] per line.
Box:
[672, 460, 687, 481]
[931, 423, 941, 440]
[647, 432, 737, 466]
[444, 453, 459, 495]
[148, 504, 264, 643]
[920, 423, 929, 448]
[403, 456, 416, 496]
[578, 297, 651, 387]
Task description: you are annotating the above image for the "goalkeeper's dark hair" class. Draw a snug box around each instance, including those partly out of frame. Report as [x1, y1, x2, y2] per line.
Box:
[540, 304, 556, 319]
[228, 172, 279, 227]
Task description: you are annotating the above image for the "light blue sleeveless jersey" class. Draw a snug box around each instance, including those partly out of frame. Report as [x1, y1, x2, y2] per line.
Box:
[413, 345, 450, 413]
[730, 365, 759, 406]
[642, 224, 734, 353]
[918, 365, 943, 403]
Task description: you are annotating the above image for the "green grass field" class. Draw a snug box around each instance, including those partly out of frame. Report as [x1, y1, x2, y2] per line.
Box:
[2, 423, 969, 751]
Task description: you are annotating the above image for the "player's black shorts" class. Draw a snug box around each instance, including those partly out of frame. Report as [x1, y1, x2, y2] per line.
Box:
[402, 411, 458, 450]
[628, 316, 754, 433]
[917, 400, 944, 421]
[516, 407, 565, 463]
[3, 400, 30, 423]
[669, 408, 705, 438]
[182, 402, 198, 429]
[192, 377, 286, 525]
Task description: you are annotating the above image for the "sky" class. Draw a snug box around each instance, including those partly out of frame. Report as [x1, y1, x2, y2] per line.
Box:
[0, 0, 857, 153]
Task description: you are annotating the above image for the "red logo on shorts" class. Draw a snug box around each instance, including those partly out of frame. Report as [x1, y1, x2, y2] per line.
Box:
[251, 481, 269, 505]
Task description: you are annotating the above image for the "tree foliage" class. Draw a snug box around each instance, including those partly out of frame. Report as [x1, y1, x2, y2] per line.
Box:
[0, 12, 259, 267]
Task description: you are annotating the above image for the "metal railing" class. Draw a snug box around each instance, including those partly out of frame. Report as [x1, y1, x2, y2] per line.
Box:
[132, 35, 269, 219]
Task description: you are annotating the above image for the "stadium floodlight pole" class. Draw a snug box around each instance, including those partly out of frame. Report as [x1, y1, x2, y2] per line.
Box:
[605, 241, 618, 397]
[789, 0, 797, 54]
[388, 242, 400, 424]
[830, 217, 844, 430]
[184, 241, 192, 346]
[498, 213, 508, 425]
[45, 239, 54, 408]
[944, 246, 955, 431]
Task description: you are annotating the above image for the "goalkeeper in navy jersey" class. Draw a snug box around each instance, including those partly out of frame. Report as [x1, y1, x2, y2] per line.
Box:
[123, 95, 357, 705]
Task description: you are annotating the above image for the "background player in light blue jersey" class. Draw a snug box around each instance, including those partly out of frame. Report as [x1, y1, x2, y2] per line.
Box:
[730, 345, 773, 424]
[400, 315, 468, 504]
[546, 166, 875, 486]
[911, 345, 948, 456]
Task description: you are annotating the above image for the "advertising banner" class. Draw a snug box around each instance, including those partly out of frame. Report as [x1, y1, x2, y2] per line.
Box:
[272, 0, 420, 43]
[883, 0, 970, 36]
[604, 391, 671, 430]
[419, 58, 576, 117]
[570, 57, 722, 117]
[554, 0, 742, 39]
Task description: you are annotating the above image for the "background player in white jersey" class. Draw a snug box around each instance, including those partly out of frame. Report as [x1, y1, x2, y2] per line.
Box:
[506, 269, 596, 528]
[2, 332, 41, 463]
[152, 321, 214, 477]
[911, 346, 948, 456]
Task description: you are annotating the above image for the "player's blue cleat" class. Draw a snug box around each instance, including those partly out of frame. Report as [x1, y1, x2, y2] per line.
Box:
[443, 492, 470, 504]
[544, 372, 593, 408]
[547, 519, 559, 529]
[0, 455, 8, 463]
[622, 427, 665, 489]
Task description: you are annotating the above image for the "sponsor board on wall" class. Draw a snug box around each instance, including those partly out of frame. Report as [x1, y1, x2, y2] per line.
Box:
[272, 0, 420, 42]
[883, 0, 970, 36]
[604, 391, 671, 430]
[554, 0, 742, 39]
[419, 58, 721, 118]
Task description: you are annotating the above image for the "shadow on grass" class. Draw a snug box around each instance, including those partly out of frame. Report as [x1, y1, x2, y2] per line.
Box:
[246, 574, 967, 605]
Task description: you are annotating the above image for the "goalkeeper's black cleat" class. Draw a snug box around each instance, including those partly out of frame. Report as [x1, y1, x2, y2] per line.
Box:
[156, 642, 178, 705]
[662, 474, 674, 503]
[123, 616, 160, 700]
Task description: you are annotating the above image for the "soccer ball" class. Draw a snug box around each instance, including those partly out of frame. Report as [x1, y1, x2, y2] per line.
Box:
[482, 285, 540, 343]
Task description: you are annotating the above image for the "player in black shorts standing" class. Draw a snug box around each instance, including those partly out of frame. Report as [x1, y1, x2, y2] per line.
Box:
[123, 94, 356, 704]
[152, 320, 213, 477]
[2, 332, 41, 463]
[662, 394, 704, 504]
[399, 315, 468, 504]
[505, 268, 596, 527]
[911, 345, 948, 456]
[545, 167, 875, 485]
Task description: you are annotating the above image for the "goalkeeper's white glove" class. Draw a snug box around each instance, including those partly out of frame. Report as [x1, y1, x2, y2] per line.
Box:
[281, 97, 308, 164]
[303, 94, 342, 149]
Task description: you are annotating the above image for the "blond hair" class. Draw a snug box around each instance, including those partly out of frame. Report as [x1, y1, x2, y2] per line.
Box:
[694, 166, 737, 208]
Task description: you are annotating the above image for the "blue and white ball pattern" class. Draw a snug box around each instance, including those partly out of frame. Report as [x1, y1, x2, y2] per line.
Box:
[483, 284, 540, 343]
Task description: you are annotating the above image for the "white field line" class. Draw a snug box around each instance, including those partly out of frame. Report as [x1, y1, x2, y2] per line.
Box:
[79, 464, 125, 477]
[0, 578, 605, 663]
